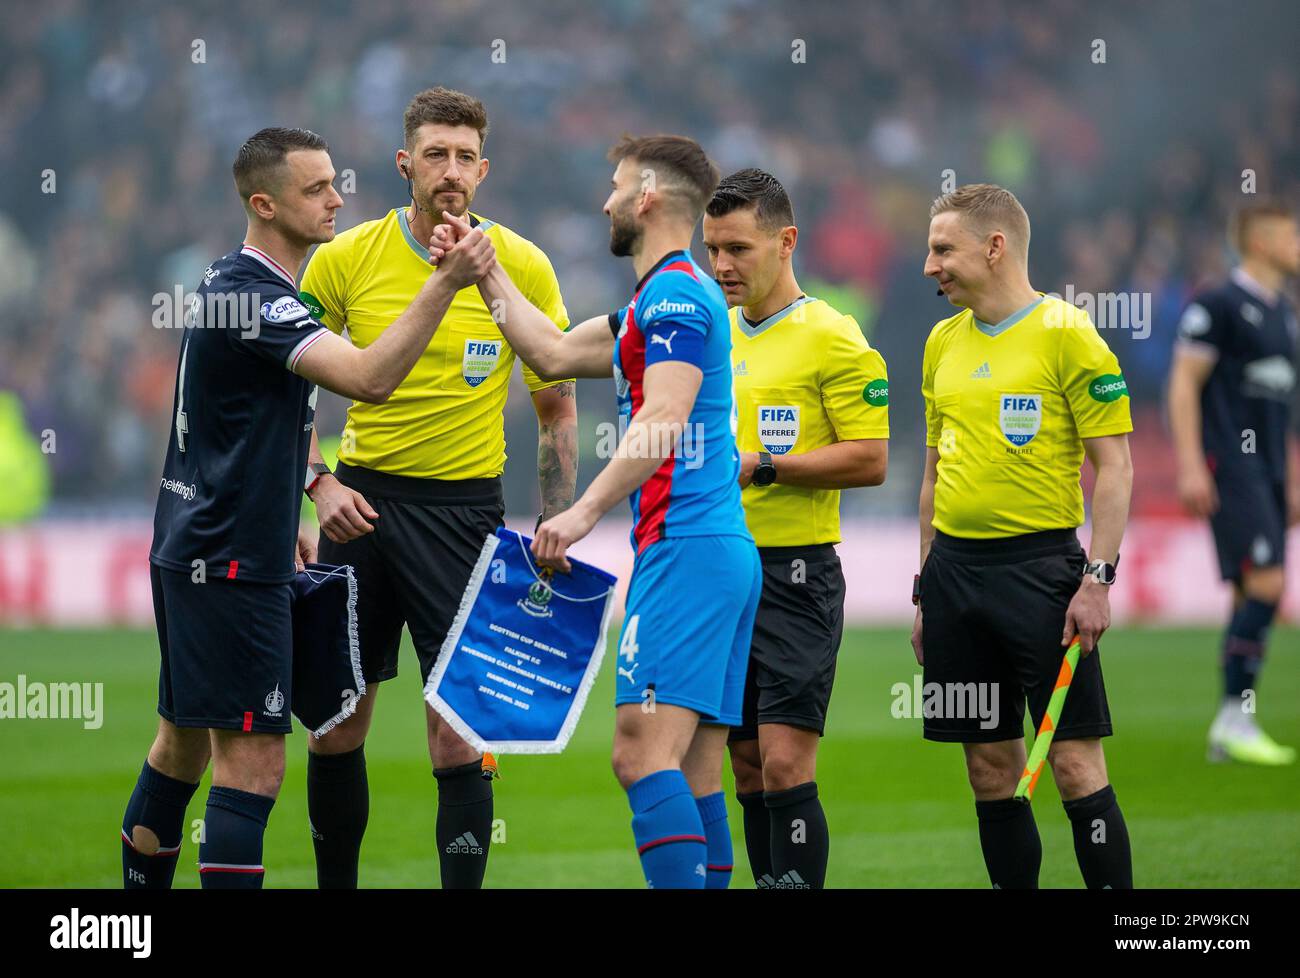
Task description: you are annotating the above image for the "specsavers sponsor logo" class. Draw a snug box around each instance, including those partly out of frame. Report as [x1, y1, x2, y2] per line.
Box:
[298, 291, 326, 319]
[758, 405, 799, 455]
[998, 394, 1041, 447]
[1088, 374, 1128, 402]
[863, 379, 889, 406]
[463, 339, 501, 387]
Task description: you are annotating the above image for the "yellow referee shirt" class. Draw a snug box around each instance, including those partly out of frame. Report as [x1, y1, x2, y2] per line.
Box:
[732, 296, 890, 547]
[298, 208, 570, 480]
[922, 295, 1132, 538]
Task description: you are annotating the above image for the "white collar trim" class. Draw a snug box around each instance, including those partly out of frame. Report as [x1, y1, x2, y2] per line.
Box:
[241, 244, 296, 288]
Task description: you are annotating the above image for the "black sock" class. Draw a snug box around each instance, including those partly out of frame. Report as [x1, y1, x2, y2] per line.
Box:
[307, 745, 369, 889]
[1223, 599, 1275, 698]
[1063, 784, 1133, 889]
[198, 786, 275, 889]
[974, 797, 1041, 889]
[121, 761, 199, 889]
[766, 781, 829, 889]
[736, 790, 774, 888]
[433, 760, 493, 889]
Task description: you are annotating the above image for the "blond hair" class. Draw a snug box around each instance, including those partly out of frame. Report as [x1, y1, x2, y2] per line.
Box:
[930, 183, 1031, 253]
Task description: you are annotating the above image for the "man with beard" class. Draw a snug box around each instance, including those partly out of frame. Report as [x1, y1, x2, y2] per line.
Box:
[431, 134, 761, 889]
[296, 88, 577, 889]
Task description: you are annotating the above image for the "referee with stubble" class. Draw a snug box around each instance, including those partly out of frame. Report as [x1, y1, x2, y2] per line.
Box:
[914, 184, 1135, 889]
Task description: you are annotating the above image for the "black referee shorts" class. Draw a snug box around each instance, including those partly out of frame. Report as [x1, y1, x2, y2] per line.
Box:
[729, 544, 846, 742]
[919, 528, 1112, 744]
[316, 462, 504, 685]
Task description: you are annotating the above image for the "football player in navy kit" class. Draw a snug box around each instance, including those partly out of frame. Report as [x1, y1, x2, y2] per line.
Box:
[120, 127, 497, 888]
[1168, 199, 1300, 766]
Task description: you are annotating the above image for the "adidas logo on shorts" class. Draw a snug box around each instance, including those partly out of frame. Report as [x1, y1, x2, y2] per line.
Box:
[445, 832, 484, 855]
[774, 870, 811, 889]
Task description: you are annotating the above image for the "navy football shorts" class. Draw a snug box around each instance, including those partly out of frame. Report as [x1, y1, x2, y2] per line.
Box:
[151, 563, 294, 733]
[1209, 472, 1287, 582]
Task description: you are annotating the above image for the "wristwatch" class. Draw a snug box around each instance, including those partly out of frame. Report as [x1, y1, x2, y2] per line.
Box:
[1084, 557, 1118, 585]
[751, 451, 777, 488]
[304, 462, 332, 497]
[912, 573, 922, 607]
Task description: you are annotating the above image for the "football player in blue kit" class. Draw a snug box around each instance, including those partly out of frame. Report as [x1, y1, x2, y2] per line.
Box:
[121, 127, 496, 888]
[430, 134, 761, 888]
[1168, 199, 1300, 766]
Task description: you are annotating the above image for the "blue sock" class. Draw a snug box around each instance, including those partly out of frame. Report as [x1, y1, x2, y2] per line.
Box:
[198, 786, 275, 889]
[121, 761, 199, 889]
[1223, 599, 1276, 698]
[627, 769, 707, 889]
[695, 791, 733, 889]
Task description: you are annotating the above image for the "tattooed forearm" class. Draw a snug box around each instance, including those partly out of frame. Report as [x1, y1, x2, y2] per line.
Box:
[538, 383, 578, 520]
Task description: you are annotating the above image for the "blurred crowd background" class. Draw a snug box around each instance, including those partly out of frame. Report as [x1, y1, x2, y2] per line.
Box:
[0, 0, 1296, 519]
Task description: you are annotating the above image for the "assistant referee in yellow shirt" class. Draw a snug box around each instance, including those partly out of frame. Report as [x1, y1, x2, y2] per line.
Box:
[915, 184, 1134, 889]
[702, 170, 889, 889]
[298, 88, 576, 889]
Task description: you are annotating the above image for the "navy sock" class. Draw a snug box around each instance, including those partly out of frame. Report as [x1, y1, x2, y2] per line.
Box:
[627, 769, 707, 889]
[1223, 599, 1276, 699]
[695, 792, 733, 889]
[766, 781, 829, 889]
[974, 797, 1041, 889]
[737, 790, 775, 888]
[1063, 784, 1133, 889]
[198, 786, 275, 889]
[307, 745, 368, 889]
[434, 759, 493, 889]
[121, 761, 199, 889]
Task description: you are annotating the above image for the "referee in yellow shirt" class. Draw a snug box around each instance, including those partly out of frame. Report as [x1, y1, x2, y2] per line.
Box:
[298, 88, 577, 888]
[916, 184, 1134, 888]
[702, 170, 889, 889]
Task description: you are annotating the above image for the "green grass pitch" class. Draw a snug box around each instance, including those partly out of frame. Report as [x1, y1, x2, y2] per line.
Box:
[1, 626, 1297, 887]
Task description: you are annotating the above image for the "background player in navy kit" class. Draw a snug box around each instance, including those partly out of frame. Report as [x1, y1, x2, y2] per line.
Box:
[1168, 199, 1300, 766]
[120, 127, 495, 888]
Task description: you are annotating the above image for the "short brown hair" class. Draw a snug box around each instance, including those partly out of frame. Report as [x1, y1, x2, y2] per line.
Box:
[608, 134, 720, 222]
[403, 87, 489, 150]
[232, 127, 328, 202]
[930, 183, 1031, 252]
[1230, 198, 1294, 254]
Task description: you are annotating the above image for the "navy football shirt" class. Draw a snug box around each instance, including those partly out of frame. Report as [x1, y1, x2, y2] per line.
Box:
[150, 244, 330, 583]
[1177, 268, 1298, 485]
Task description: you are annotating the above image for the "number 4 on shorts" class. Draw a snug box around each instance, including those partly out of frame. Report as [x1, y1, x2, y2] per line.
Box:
[620, 614, 640, 663]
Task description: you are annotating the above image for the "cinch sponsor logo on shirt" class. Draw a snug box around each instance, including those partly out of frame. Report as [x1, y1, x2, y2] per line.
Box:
[463, 339, 501, 387]
[1088, 374, 1129, 402]
[758, 405, 799, 455]
[160, 477, 197, 501]
[260, 295, 310, 324]
[641, 298, 697, 319]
